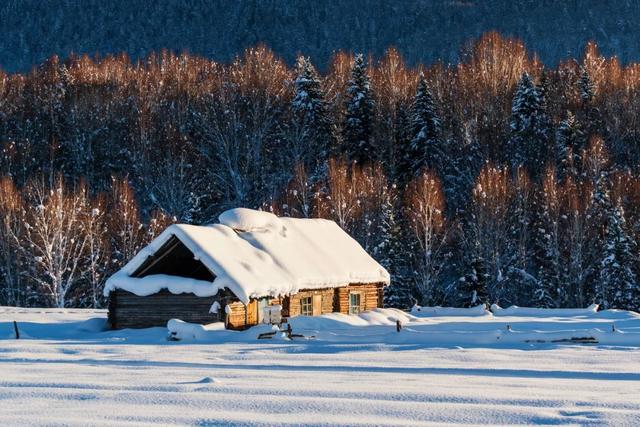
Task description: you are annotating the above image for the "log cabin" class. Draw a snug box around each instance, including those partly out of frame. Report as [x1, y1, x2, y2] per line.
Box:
[105, 208, 390, 330]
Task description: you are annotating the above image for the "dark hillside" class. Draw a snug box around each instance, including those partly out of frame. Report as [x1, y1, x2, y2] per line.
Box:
[1, 0, 638, 71]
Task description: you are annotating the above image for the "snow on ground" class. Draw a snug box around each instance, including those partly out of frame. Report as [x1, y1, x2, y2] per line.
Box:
[2, 306, 640, 426]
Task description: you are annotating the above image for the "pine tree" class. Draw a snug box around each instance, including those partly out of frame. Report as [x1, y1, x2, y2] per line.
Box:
[458, 253, 490, 307]
[536, 69, 555, 150]
[556, 112, 585, 182]
[291, 56, 333, 176]
[343, 54, 376, 164]
[537, 70, 551, 112]
[578, 67, 595, 104]
[380, 196, 415, 310]
[584, 166, 613, 304]
[408, 74, 442, 176]
[531, 181, 561, 308]
[509, 73, 550, 180]
[598, 202, 638, 311]
[577, 67, 605, 141]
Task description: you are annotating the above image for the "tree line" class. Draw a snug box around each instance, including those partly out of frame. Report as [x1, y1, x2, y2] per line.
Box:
[0, 32, 639, 311]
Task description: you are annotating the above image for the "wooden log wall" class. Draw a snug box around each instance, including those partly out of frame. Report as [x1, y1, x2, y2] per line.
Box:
[285, 288, 335, 317]
[108, 283, 386, 330]
[108, 289, 235, 330]
[335, 283, 385, 314]
[282, 283, 385, 317]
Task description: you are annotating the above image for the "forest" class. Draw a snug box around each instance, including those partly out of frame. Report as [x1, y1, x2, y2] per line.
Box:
[0, 32, 638, 311]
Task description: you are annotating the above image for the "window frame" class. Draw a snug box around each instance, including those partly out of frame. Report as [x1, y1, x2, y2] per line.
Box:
[349, 292, 361, 315]
[300, 296, 313, 316]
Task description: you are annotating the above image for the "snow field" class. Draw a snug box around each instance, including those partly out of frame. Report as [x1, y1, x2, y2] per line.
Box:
[2, 306, 640, 425]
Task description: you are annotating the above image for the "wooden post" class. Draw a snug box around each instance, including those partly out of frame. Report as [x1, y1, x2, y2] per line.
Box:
[13, 320, 19, 339]
[396, 319, 402, 333]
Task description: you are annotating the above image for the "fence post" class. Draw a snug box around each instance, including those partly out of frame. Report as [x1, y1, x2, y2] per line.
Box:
[13, 320, 19, 339]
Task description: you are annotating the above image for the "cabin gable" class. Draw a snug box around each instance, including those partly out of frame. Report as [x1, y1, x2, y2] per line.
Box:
[108, 235, 251, 330]
[132, 235, 215, 281]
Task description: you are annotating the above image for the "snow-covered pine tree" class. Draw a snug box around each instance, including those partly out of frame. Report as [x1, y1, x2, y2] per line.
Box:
[537, 70, 551, 112]
[531, 172, 561, 308]
[556, 112, 585, 182]
[291, 56, 333, 177]
[509, 72, 550, 180]
[343, 54, 376, 165]
[598, 202, 639, 311]
[457, 252, 490, 308]
[578, 66, 595, 105]
[408, 73, 442, 177]
[577, 67, 605, 142]
[378, 189, 415, 310]
[583, 159, 613, 303]
[536, 69, 555, 158]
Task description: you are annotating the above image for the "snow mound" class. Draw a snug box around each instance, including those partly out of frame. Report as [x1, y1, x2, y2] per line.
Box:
[167, 319, 226, 341]
[218, 208, 282, 232]
[358, 308, 419, 325]
[209, 301, 221, 314]
[411, 304, 490, 317]
[491, 304, 599, 317]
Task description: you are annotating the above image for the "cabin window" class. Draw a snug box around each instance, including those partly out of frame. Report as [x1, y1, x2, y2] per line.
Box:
[349, 293, 361, 314]
[300, 296, 313, 316]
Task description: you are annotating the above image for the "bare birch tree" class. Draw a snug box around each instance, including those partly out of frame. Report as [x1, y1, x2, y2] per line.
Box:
[404, 170, 448, 304]
[22, 177, 89, 307]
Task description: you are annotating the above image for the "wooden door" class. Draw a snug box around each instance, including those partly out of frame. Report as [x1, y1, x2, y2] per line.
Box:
[246, 300, 258, 325]
[312, 294, 322, 316]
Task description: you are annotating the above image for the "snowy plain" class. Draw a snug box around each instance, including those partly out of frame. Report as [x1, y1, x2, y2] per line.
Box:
[2, 306, 640, 426]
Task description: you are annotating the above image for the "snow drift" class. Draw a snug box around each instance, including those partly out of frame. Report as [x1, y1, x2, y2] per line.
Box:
[411, 304, 490, 317]
[491, 304, 600, 317]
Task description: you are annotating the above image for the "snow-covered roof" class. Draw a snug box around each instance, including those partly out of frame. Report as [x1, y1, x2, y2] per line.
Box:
[105, 208, 390, 303]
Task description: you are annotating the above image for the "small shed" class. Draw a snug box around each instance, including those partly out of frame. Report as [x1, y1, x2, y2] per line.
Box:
[105, 208, 390, 330]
